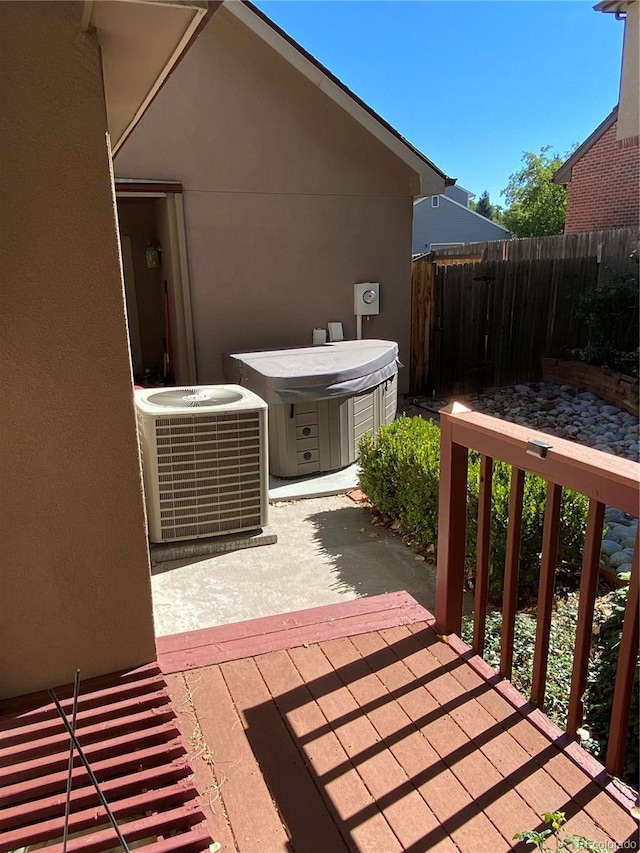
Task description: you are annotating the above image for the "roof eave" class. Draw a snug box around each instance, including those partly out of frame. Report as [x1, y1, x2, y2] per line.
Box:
[552, 106, 619, 185]
[88, 0, 212, 155]
[593, 1, 632, 13]
[231, 1, 452, 197]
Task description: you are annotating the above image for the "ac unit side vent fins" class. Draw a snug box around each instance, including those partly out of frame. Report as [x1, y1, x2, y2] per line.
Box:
[135, 385, 268, 543]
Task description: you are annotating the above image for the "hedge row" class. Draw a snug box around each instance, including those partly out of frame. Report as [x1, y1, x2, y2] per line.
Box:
[357, 416, 589, 601]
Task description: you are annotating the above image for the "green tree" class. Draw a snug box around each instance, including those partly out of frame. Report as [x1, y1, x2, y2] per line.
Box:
[474, 190, 495, 220]
[500, 145, 567, 237]
[470, 190, 504, 223]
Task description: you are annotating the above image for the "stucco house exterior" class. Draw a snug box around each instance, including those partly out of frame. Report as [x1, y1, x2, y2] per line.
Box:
[412, 185, 510, 255]
[114, 1, 451, 394]
[1, 0, 216, 701]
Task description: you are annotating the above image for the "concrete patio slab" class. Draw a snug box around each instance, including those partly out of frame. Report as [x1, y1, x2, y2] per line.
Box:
[268, 463, 359, 502]
[150, 494, 455, 638]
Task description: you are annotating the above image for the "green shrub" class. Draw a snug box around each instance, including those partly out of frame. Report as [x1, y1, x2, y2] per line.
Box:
[358, 416, 588, 602]
[461, 580, 639, 790]
[358, 416, 442, 546]
[570, 259, 639, 378]
[514, 811, 604, 852]
[461, 606, 577, 730]
[583, 580, 639, 786]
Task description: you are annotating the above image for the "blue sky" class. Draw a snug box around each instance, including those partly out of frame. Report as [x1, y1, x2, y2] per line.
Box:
[252, 1, 624, 204]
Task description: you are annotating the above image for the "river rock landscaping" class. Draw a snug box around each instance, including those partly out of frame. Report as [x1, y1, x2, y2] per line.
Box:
[462, 380, 639, 461]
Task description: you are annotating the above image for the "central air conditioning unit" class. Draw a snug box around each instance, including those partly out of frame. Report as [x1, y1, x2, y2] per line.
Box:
[134, 385, 268, 543]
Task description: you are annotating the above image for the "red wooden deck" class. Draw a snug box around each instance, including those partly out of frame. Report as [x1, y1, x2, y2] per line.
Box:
[157, 592, 638, 853]
[1, 592, 635, 852]
[0, 663, 212, 853]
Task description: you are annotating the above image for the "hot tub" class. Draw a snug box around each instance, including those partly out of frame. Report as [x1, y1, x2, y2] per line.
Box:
[223, 340, 398, 478]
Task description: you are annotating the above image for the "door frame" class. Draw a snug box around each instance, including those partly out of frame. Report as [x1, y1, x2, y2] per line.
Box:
[120, 235, 144, 376]
[116, 181, 197, 385]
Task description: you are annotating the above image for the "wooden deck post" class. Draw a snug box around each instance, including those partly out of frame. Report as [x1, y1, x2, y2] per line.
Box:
[436, 403, 470, 636]
[500, 467, 525, 681]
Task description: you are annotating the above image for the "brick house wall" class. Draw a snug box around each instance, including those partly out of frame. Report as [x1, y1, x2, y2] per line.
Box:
[564, 119, 639, 234]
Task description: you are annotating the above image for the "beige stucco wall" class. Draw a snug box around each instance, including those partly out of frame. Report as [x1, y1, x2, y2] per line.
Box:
[115, 6, 418, 392]
[617, 1, 640, 141]
[0, 2, 155, 699]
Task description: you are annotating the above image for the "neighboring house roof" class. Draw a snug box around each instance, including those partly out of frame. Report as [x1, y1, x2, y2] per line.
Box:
[437, 194, 510, 230]
[552, 106, 618, 185]
[413, 192, 510, 228]
[452, 184, 475, 199]
[412, 190, 510, 254]
[230, 1, 453, 197]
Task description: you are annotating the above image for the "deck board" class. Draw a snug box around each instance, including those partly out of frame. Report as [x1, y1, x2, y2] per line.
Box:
[256, 647, 400, 853]
[223, 655, 348, 853]
[163, 673, 239, 853]
[318, 635, 458, 853]
[189, 663, 290, 853]
[4, 593, 635, 853]
[156, 594, 637, 852]
[157, 590, 433, 674]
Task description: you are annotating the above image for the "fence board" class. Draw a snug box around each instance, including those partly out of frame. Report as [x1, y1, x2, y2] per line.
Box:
[411, 253, 601, 396]
[427, 226, 638, 277]
[411, 228, 638, 393]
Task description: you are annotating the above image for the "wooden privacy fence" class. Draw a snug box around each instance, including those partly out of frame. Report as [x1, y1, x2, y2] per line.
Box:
[419, 227, 639, 279]
[410, 254, 599, 397]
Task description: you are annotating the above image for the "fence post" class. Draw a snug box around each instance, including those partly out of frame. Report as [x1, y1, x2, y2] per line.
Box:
[410, 259, 435, 394]
[435, 403, 469, 635]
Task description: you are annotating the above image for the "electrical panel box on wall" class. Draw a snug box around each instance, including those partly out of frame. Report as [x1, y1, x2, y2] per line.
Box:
[354, 282, 380, 315]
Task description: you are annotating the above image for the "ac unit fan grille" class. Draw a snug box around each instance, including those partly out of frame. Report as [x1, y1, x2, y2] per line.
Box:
[149, 410, 264, 540]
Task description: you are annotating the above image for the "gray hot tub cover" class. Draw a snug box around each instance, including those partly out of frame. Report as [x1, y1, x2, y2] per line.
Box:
[223, 339, 399, 404]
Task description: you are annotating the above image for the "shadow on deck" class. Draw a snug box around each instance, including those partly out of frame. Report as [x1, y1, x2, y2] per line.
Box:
[1, 593, 636, 853]
[158, 592, 638, 853]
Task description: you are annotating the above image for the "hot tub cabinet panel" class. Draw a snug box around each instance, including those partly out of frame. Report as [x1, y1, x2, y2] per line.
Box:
[223, 340, 399, 478]
[268, 374, 397, 477]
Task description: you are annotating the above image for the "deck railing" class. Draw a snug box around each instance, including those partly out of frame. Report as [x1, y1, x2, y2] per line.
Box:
[435, 402, 639, 778]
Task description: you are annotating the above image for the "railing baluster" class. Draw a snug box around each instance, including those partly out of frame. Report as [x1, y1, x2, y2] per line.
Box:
[500, 467, 525, 681]
[473, 455, 493, 655]
[567, 499, 605, 738]
[606, 529, 639, 777]
[436, 404, 470, 636]
[531, 482, 562, 709]
[435, 405, 638, 765]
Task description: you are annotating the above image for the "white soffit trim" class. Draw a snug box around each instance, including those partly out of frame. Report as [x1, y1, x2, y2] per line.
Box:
[226, 0, 447, 197]
[91, 0, 208, 155]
